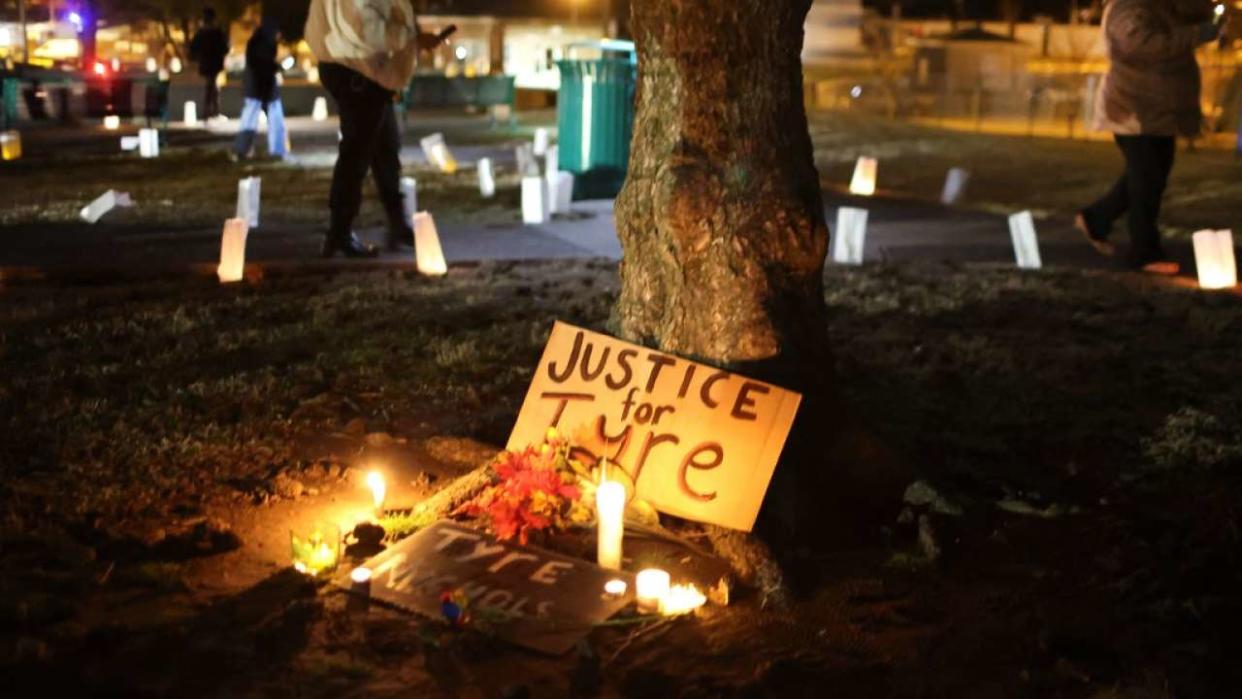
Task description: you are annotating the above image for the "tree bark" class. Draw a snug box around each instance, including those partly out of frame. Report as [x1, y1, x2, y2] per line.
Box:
[615, 0, 906, 556]
[615, 0, 830, 390]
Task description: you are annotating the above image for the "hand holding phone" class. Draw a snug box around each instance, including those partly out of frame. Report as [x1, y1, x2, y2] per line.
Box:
[436, 25, 458, 45]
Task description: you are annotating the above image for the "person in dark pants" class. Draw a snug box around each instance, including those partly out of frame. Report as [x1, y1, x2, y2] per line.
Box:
[318, 63, 406, 256]
[304, 0, 448, 257]
[1078, 0, 1227, 275]
[189, 7, 229, 119]
[233, 18, 286, 160]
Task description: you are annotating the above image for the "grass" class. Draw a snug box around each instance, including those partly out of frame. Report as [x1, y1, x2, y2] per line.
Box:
[2, 260, 1242, 695]
[809, 111, 1242, 236]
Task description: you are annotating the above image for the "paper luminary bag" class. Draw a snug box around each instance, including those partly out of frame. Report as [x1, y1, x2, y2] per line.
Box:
[138, 128, 159, 158]
[419, 133, 457, 174]
[400, 177, 418, 221]
[1008, 211, 1042, 270]
[508, 322, 802, 531]
[478, 158, 496, 198]
[1192, 229, 1237, 289]
[236, 177, 261, 228]
[80, 190, 134, 224]
[0, 130, 21, 160]
[849, 156, 877, 196]
[941, 167, 969, 205]
[549, 171, 574, 215]
[516, 143, 540, 177]
[217, 218, 249, 283]
[522, 176, 548, 225]
[831, 206, 868, 265]
[412, 212, 448, 277]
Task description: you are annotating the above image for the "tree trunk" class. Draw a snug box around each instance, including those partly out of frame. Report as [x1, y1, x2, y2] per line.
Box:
[615, 0, 905, 553]
[616, 0, 829, 390]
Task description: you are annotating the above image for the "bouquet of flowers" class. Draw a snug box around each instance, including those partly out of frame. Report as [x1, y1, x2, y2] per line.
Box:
[456, 429, 594, 544]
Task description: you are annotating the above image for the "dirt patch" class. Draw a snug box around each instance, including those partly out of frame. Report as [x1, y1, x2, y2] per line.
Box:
[2, 260, 1241, 696]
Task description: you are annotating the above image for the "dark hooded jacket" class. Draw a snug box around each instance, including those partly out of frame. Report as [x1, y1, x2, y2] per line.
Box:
[243, 19, 281, 102]
[190, 23, 229, 77]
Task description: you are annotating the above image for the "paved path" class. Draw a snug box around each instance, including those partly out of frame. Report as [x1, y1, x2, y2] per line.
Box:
[0, 123, 1209, 282]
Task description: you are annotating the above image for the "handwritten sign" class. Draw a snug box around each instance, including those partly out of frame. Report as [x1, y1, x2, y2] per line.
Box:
[509, 322, 802, 531]
[356, 521, 634, 654]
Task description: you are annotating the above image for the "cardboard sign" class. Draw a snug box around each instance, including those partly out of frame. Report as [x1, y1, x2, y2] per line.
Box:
[356, 521, 634, 655]
[508, 322, 801, 531]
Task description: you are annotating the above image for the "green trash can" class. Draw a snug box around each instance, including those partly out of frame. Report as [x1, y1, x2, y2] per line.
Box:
[556, 40, 636, 200]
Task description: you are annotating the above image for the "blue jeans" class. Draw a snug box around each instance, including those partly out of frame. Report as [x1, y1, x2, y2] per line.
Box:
[234, 97, 286, 157]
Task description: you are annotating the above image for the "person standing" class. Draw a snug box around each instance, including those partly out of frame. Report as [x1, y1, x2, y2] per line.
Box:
[1077, 0, 1228, 275]
[189, 7, 229, 119]
[233, 18, 287, 161]
[303, 0, 449, 257]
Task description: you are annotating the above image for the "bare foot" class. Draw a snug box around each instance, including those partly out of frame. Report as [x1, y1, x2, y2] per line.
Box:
[1141, 260, 1180, 276]
[1075, 214, 1115, 257]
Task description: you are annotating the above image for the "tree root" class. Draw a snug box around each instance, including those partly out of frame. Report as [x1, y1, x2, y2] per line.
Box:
[381, 463, 495, 538]
[703, 525, 789, 610]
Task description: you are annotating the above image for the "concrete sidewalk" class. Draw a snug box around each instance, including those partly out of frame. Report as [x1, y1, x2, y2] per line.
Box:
[0, 190, 1207, 284]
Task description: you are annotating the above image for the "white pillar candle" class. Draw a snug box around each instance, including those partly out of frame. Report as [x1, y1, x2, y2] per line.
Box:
[184, 101, 198, 127]
[350, 566, 372, 584]
[103, 115, 120, 130]
[596, 480, 625, 570]
[635, 568, 670, 612]
[533, 127, 549, 156]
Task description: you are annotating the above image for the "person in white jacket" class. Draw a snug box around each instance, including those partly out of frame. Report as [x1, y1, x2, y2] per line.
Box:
[304, 0, 448, 257]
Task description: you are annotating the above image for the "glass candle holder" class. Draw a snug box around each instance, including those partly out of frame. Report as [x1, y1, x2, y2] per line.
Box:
[290, 522, 341, 577]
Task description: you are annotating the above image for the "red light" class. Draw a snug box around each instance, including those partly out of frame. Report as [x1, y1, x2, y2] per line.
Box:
[92, 62, 107, 76]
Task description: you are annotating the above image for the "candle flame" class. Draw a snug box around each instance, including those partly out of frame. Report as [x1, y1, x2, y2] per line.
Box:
[351, 566, 373, 584]
[366, 471, 386, 510]
[660, 583, 707, 616]
[604, 578, 627, 596]
[1216, 4, 1226, 17]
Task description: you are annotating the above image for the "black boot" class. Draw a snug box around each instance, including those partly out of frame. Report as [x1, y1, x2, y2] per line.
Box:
[386, 225, 414, 252]
[384, 202, 414, 251]
[321, 231, 379, 258]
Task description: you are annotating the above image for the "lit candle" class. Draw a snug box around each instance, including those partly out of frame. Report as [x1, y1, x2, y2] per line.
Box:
[596, 479, 625, 570]
[604, 579, 628, 597]
[635, 568, 670, 612]
[660, 583, 707, 616]
[350, 566, 373, 584]
[366, 470, 386, 514]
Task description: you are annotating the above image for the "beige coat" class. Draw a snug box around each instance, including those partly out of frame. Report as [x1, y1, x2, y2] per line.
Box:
[1093, 0, 1205, 137]
[304, 0, 420, 92]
